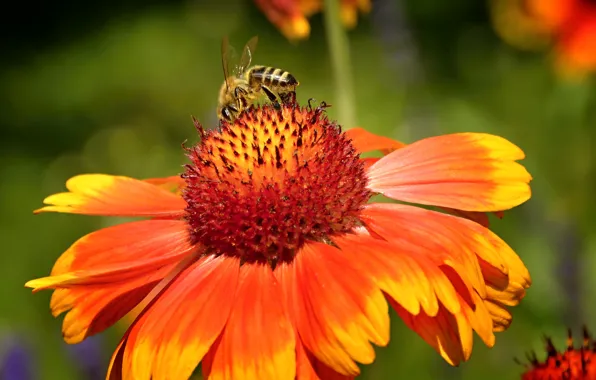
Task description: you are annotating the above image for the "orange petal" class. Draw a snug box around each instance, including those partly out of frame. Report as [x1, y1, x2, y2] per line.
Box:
[361, 157, 380, 171]
[344, 127, 405, 155]
[335, 230, 466, 318]
[277, 242, 389, 376]
[53, 278, 163, 344]
[107, 254, 198, 380]
[52, 220, 191, 276]
[479, 251, 530, 332]
[525, 0, 575, 31]
[366, 133, 532, 212]
[35, 174, 186, 217]
[296, 339, 320, 380]
[439, 207, 493, 228]
[555, 13, 596, 78]
[484, 299, 513, 332]
[25, 220, 195, 291]
[110, 255, 239, 380]
[391, 299, 465, 366]
[280, 15, 310, 40]
[480, 254, 530, 307]
[25, 220, 195, 343]
[457, 291, 495, 349]
[143, 175, 186, 194]
[360, 203, 492, 301]
[296, 340, 355, 380]
[253, 0, 310, 40]
[202, 262, 295, 380]
[391, 289, 494, 367]
[361, 202, 528, 291]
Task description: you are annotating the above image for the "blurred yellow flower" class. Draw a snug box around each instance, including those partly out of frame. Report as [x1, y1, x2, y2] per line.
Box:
[253, 0, 371, 40]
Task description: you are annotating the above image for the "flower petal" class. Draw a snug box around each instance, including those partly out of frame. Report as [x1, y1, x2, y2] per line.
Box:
[555, 11, 596, 77]
[348, 130, 504, 227]
[109, 255, 239, 380]
[366, 133, 532, 212]
[35, 174, 187, 217]
[53, 279, 162, 344]
[390, 289, 494, 367]
[334, 231, 464, 317]
[143, 175, 186, 194]
[360, 157, 380, 171]
[25, 220, 195, 343]
[362, 203, 529, 298]
[361, 203, 524, 363]
[391, 299, 465, 366]
[484, 300, 513, 332]
[25, 220, 195, 290]
[480, 256, 530, 306]
[444, 209, 488, 227]
[344, 127, 406, 155]
[253, 0, 310, 40]
[277, 242, 389, 376]
[360, 203, 493, 301]
[296, 340, 355, 380]
[479, 249, 530, 331]
[107, 254, 200, 380]
[202, 262, 295, 380]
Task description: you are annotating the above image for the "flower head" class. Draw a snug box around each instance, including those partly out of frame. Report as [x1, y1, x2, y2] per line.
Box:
[27, 101, 532, 379]
[253, 0, 370, 40]
[491, 0, 596, 78]
[519, 327, 596, 379]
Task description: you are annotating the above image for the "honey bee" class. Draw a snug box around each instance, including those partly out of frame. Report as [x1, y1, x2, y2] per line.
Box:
[217, 36, 300, 122]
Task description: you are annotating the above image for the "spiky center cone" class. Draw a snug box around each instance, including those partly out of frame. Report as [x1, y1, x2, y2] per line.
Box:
[182, 103, 371, 267]
[521, 327, 596, 379]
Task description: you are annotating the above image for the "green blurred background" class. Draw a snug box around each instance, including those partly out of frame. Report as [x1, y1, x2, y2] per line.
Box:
[1, 0, 595, 378]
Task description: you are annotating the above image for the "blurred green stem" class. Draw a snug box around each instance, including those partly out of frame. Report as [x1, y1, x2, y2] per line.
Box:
[323, 0, 357, 128]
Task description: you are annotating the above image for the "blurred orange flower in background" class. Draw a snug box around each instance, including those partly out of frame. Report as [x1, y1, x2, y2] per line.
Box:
[491, 0, 596, 78]
[519, 327, 596, 379]
[253, 0, 371, 40]
[26, 102, 532, 379]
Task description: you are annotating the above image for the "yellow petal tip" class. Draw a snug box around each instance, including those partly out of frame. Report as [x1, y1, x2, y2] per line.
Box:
[282, 16, 310, 40]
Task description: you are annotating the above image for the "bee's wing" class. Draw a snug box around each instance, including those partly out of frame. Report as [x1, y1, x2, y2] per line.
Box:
[221, 36, 238, 91]
[236, 36, 258, 76]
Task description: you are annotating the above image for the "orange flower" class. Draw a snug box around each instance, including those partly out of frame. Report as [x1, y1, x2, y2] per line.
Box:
[554, 9, 596, 77]
[492, 0, 596, 77]
[519, 327, 596, 379]
[526, 0, 596, 77]
[27, 102, 532, 379]
[253, 0, 371, 40]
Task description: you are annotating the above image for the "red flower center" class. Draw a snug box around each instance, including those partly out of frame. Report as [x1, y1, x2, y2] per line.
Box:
[521, 327, 596, 379]
[182, 103, 371, 267]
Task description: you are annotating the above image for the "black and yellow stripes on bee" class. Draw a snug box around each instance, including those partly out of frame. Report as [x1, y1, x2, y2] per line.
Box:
[217, 36, 300, 123]
[248, 66, 299, 89]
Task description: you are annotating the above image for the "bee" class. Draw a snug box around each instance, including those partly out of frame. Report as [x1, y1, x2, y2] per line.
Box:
[217, 36, 300, 122]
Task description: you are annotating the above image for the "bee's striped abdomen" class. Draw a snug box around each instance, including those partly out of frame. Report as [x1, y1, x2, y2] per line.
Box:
[248, 66, 299, 89]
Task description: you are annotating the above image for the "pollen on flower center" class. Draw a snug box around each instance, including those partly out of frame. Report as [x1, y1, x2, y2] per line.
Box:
[182, 103, 371, 266]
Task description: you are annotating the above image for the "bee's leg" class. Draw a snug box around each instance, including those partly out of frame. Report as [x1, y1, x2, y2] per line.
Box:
[234, 86, 249, 99]
[221, 107, 234, 122]
[222, 102, 241, 122]
[280, 91, 296, 105]
[260, 86, 278, 104]
[234, 86, 250, 109]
